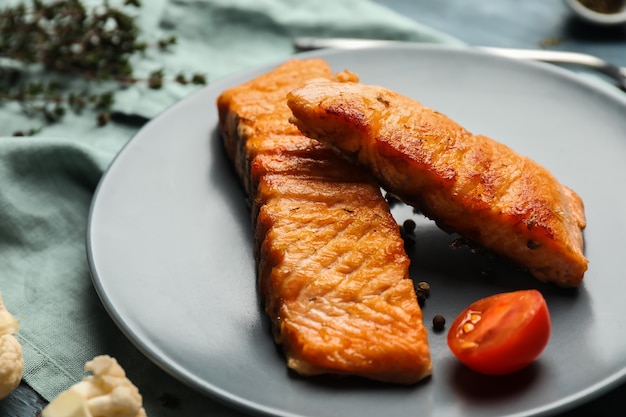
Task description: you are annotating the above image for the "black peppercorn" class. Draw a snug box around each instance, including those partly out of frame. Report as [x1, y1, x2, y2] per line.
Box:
[416, 281, 430, 297]
[432, 314, 446, 332]
[402, 219, 416, 233]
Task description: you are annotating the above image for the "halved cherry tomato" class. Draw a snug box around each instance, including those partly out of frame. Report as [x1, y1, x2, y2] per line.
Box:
[447, 289, 551, 375]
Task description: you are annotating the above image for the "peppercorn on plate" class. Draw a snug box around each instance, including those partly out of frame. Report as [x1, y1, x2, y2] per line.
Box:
[87, 45, 626, 417]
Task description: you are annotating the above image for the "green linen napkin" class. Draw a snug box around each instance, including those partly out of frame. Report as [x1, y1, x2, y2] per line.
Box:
[0, 1, 459, 416]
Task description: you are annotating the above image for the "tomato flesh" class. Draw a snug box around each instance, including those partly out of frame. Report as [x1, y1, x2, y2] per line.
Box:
[447, 289, 551, 375]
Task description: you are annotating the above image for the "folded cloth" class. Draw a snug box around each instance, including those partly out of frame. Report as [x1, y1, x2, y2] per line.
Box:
[0, 1, 459, 416]
[115, 0, 462, 118]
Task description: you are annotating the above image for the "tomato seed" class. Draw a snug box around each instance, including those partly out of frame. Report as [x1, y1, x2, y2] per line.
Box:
[463, 322, 474, 333]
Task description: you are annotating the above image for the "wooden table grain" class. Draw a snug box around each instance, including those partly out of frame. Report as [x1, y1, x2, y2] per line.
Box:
[1, 382, 47, 416]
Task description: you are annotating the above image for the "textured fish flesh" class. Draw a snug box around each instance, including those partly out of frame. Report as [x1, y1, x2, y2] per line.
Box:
[216, 59, 432, 384]
[287, 78, 587, 287]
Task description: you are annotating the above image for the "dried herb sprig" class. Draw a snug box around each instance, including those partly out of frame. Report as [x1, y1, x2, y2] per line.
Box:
[0, 0, 207, 136]
[0, 0, 144, 81]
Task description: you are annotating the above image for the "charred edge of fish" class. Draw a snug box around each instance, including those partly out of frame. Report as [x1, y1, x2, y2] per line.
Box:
[376, 94, 390, 107]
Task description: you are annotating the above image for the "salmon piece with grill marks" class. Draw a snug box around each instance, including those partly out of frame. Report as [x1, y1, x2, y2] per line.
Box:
[216, 59, 432, 384]
[287, 78, 587, 287]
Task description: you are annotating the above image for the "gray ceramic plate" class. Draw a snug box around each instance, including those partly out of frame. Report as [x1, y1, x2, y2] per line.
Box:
[87, 45, 626, 417]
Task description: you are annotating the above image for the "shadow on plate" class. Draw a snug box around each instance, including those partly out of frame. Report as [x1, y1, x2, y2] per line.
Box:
[449, 359, 542, 400]
[286, 367, 432, 393]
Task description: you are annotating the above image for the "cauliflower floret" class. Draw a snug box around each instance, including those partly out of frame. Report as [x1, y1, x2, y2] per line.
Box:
[43, 355, 147, 417]
[0, 292, 23, 400]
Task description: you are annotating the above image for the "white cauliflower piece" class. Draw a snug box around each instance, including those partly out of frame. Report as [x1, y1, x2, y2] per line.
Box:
[0, 291, 23, 400]
[43, 355, 147, 417]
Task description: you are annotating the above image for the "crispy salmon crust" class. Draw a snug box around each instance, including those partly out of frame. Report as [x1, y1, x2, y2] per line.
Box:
[216, 59, 432, 384]
[287, 79, 587, 287]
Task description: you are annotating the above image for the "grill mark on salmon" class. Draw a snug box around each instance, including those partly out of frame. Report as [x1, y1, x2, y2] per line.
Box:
[287, 78, 587, 287]
[217, 59, 432, 384]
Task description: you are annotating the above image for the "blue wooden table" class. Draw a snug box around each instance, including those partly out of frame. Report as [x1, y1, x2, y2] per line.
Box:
[5, 0, 625, 416]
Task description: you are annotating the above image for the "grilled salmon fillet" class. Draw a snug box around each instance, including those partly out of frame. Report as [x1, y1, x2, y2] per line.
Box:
[287, 79, 587, 287]
[216, 59, 432, 384]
